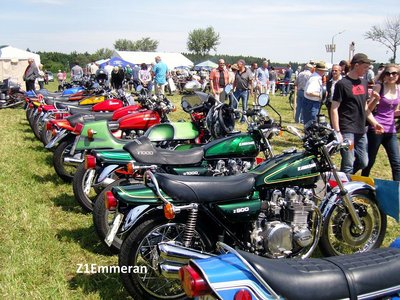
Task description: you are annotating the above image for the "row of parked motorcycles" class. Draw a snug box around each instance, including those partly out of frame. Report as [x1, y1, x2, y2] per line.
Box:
[23, 82, 400, 300]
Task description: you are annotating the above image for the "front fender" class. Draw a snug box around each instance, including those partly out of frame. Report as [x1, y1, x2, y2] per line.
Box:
[320, 181, 376, 220]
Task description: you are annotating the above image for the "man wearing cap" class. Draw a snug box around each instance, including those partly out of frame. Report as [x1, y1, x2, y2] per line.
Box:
[294, 63, 313, 123]
[233, 59, 254, 123]
[302, 61, 327, 125]
[331, 53, 384, 176]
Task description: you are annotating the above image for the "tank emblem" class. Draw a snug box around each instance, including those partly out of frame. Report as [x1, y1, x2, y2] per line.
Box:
[298, 163, 316, 171]
[239, 141, 255, 147]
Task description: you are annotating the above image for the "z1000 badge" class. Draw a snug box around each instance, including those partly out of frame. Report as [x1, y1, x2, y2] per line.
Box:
[137, 151, 154, 155]
[233, 207, 250, 213]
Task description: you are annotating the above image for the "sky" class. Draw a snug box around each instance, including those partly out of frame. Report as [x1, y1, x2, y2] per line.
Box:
[2, 0, 399, 64]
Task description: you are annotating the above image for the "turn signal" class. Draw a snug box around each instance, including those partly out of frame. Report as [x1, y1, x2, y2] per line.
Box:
[279, 130, 283, 136]
[179, 265, 211, 298]
[46, 122, 52, 130]
[105, 191, 117, 210]
[126, 162, 134, 174]
[87, 128, 96, 141]
[234, 289, 252, 300]
[72, 123, 84, 135]
[84, 155, 96, 170]
[164, 203, 175, 220]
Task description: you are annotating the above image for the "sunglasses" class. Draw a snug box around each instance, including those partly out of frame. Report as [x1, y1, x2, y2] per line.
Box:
[385, 71, 399, 76]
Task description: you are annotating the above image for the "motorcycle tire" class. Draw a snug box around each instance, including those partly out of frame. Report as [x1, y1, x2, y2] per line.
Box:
[119, 215, 213, 300]
[32, 113, 43, 140]
[93, 178, 132, 253]
[289, 91, 294, 110]
[40, 126, 53, 147]
[52, 138, 76, 182]
[27, 107, 37, 129]
[319, 190, 387, 256]
[72, 163, 102, 213]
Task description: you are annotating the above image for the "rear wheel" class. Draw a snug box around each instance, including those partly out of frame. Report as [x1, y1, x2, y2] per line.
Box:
[52, 138, 78, 182]
[119, 216, 212, 300]
[72, 163, 102, 212]
[32, 113, 44, 140]
[319, 191, 387, 256]
[40, 126, 53, 147]
[93, 178, 132, 253]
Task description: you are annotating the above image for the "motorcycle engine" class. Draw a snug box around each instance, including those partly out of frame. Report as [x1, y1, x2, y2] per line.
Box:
[250, 188, 315, 258]
[213, 159, 252, 175]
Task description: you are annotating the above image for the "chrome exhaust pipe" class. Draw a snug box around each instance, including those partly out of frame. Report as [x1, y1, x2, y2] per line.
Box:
[63, 157, 84, 165]
[159, 261, 183, 279]
[158, 242, 213, 264]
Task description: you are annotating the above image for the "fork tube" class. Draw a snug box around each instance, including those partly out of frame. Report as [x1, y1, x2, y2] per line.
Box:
[321, 145, 363, 230]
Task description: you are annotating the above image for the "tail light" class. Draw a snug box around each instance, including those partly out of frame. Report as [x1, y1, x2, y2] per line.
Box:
[46, 122, 52, 130]
[234, 289, 252, 300]
[84, 155, 96, 170]
[29, 103, 34, 109]
[105, 191, 117, 210]
[179, 265, 211, 298]
[72, 123, 84, 135]
[38, 106, 43, 113]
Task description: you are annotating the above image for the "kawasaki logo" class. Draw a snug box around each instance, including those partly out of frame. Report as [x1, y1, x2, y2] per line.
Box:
[298, 163, 316, 171]
[108, 101, 120, 105]
[137, 151, 154, 155]
[239, 141, 255, 147]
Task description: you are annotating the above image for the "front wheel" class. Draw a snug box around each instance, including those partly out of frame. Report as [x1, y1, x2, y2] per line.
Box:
[119, 216, 212, 300]
[319, 191, 387, 256]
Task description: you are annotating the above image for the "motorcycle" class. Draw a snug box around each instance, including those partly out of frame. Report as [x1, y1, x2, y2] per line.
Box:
[0, 78, 26, 109]
[50, 94, 175, 182]
[75, 91, 237, 213]
[169, 241, 400, 300]
[114, 115, 389, 299]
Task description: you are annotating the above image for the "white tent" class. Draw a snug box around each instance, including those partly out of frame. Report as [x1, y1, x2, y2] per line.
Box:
[195, 60, 218, 69]
[113, 51, 193, 69]
[0, 46, 41, 86]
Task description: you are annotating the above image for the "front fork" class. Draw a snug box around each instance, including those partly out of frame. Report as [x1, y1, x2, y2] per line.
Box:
[321, 146, 364, 231]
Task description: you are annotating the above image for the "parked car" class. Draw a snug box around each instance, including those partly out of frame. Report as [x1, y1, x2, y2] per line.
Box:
[46, 71, 54, 82]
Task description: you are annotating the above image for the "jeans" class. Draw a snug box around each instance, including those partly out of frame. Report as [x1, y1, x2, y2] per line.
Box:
[302, 98, 320, 126]
[232, 89, 249, 111]
[282, 81, 290, 95]
[361, 132, 400, 181]
[340, 132, 369, 175]
[295, 90, 305, 123]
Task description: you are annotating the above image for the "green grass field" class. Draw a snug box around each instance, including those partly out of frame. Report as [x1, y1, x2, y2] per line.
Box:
[0, 84, 399, 299]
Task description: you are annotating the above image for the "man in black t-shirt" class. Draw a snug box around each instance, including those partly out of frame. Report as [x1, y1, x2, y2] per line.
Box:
[331, 53, 383, 175]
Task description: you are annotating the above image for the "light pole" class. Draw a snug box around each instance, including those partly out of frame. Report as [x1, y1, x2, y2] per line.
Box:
[330, 30, 345, 64]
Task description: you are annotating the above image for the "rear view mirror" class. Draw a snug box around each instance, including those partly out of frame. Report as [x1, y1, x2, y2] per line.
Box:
[258, 94, 269, 107]
[224, 84, 233, 94]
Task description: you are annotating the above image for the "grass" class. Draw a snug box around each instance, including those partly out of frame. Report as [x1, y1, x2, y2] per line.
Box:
[0, 84, 399, 299]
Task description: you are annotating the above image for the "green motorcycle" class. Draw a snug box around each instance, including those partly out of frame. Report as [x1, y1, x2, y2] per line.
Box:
[112, 116, 388, 300]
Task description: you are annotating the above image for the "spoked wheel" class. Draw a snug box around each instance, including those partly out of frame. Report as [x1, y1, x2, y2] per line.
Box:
[40, 127, 53, 147]
[319, 191, 387, 256]
[119, 217, 212, 300]
[32, 113, 44, 140]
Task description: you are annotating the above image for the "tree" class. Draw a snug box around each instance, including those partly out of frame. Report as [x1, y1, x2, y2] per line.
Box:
[187, 26, 220, 56]
[365, 15, 400, 63]
[114, 37, 158, 52]
[92, 48, 113, 61]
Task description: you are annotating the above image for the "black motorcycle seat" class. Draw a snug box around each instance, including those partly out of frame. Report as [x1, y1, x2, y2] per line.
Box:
[68, 106, 95, 115]
[67, 114, 95, 127]
[45, 97, 74, 106]
[123, 136, 204, 165]
[153, 172, 255, 203]
[238, 248, 400, 300]
[52, 101, 81, 109]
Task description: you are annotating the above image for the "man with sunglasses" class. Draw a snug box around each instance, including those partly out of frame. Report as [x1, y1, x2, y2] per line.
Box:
[330, 53, 384, 176]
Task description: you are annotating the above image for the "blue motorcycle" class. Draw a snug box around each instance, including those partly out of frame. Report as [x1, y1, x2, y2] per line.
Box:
[157, 238, 400, 300]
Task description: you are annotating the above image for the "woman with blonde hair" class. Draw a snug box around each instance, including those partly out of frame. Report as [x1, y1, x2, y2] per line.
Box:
[362, 64, 400, 180]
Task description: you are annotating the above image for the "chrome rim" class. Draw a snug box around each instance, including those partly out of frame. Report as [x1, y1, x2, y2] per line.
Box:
[326, 194, 382, 255]
[133, 223, 206, 299]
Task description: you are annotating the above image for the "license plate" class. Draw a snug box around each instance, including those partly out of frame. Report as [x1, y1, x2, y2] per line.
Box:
[105, 213, 123, 247]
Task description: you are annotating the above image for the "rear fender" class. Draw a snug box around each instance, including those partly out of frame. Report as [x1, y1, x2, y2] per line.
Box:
[120, 205, 162, 233]
[45, 129, 69, 149]
[97, 164, 120, 185]
[320, 181, 376, 219]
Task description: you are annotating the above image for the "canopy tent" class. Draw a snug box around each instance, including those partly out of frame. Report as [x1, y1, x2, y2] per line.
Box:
[99, 56, 134, 68]
[195, 60, 218, 70]
[113, 51, 193, 69]
[0, 46, 41, 86]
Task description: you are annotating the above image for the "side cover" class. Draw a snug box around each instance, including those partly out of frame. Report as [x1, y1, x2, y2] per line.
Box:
[145, 122, 199, 142]
[112, 184, 171, 204]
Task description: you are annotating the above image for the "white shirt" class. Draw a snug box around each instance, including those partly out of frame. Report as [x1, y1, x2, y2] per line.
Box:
[304, 73, 323, 101]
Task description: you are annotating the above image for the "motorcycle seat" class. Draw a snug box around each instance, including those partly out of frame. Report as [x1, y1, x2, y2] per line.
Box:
[67, 114, 95, 127]
[238, 248, 400, 300]
[123, 136, 204, 165]
[68, 106, 95, 115]
[153, 172, 255, 203]
[52, 101, 81, 108]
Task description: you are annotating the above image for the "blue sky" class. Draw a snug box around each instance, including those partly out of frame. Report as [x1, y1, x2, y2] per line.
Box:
[2, 0, 399, 63]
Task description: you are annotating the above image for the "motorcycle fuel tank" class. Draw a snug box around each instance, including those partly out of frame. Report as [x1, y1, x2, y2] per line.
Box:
[91, 98, 123, 112]
[111, 104, 142, 121]
[204, 133, 258, 159]
[118, 110, 161, 131]
[251, 151, 319, 188]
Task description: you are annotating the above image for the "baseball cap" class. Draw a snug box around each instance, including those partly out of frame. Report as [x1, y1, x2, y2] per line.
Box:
[350, 53, 375, 65]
